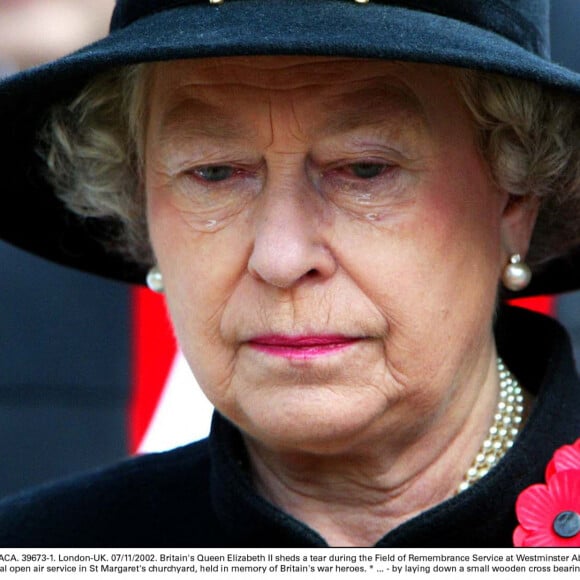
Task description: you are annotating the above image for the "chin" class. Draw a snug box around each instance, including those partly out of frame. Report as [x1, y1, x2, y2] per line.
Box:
[230, 389, 389, 455]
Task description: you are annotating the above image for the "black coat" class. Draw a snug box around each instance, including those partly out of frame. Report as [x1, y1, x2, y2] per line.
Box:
[0, 306, 579, 547]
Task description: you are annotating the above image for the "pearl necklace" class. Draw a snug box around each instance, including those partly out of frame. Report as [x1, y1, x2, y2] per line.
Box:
[457, 358, 525, 493]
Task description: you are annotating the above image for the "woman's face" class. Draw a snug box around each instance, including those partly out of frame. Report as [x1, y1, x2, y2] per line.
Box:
[145, 57, 536, 454]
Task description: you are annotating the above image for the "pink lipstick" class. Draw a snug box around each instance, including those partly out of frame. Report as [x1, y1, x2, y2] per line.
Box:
[247, 335, 359, 359]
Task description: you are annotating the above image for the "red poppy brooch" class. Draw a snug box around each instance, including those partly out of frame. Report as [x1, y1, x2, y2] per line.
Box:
[514, 438, 580, 546]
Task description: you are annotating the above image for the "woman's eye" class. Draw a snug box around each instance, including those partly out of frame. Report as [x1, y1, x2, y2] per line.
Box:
[192, 165, 235, 182]
[348, 163, 389, 179]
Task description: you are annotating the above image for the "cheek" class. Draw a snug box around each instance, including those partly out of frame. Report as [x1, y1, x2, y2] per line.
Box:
[330, 157, 504, 345]
[146, 186, 251, 357]
[414, 148, 505, 292]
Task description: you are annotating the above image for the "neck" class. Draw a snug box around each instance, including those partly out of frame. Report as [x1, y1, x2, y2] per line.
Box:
[244, 352, 505, 546]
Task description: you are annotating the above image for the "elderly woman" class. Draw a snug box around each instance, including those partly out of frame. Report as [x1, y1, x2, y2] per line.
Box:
[0, 0, 579, 548]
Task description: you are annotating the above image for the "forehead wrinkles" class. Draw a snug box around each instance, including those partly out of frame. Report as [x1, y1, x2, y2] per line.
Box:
[150, 65, 430, 147]
[149, 57, 437, 107]
[156, 56, 421, 91]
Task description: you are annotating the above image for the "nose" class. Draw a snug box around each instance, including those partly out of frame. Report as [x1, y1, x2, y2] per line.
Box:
[247, 177, 337, 289]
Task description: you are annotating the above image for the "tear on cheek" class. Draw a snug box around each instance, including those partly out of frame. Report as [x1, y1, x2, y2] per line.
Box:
[171, 205, 241, 234]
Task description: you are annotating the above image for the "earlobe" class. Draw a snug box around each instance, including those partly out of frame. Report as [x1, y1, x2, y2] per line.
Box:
[500, 194, 541, 261]
[499, 195, 539, 292]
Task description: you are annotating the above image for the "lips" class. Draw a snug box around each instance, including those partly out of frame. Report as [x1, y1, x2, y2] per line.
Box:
[247, 335, 360, 359]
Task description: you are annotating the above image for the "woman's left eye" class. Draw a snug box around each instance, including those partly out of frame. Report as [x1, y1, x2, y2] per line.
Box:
[346, 162, 391, 179]
[192, 165, 236, 182]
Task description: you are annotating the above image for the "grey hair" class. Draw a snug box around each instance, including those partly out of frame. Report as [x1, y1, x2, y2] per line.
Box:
[456, 70, 580, 268]
[39, 63, 152, 266]
[40, 63, 580, 270]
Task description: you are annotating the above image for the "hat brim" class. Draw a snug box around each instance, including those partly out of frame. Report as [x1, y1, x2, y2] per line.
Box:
[1, 0, 580, 292]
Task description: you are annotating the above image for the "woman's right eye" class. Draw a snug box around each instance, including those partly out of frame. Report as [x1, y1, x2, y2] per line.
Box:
[191, 165, 236, 182]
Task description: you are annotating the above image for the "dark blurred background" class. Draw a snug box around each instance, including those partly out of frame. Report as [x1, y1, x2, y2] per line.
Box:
[550, 0, 580, 366]
[0, 0, 578, 499]
[0, 0, 128, 499]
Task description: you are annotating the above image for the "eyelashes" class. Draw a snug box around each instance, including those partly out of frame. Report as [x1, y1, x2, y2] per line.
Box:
[184, 159, 399, 190]
[331, 162, 394, 180]
[189, 165, 238, 182]
[168, 154, 411, 231]
[188, 161, 393, 183]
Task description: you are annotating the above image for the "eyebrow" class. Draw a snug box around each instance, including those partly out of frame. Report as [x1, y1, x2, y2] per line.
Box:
[158, 98, 251, 142]
[320, 84, 429, 136]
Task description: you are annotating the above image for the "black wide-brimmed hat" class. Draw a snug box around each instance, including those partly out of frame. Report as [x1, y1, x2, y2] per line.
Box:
[1, 0, 580, 294]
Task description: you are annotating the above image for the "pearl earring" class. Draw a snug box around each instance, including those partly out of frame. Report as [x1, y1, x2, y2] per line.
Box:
[146, 266, 164, 293]
[502, 254, 532, 292]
